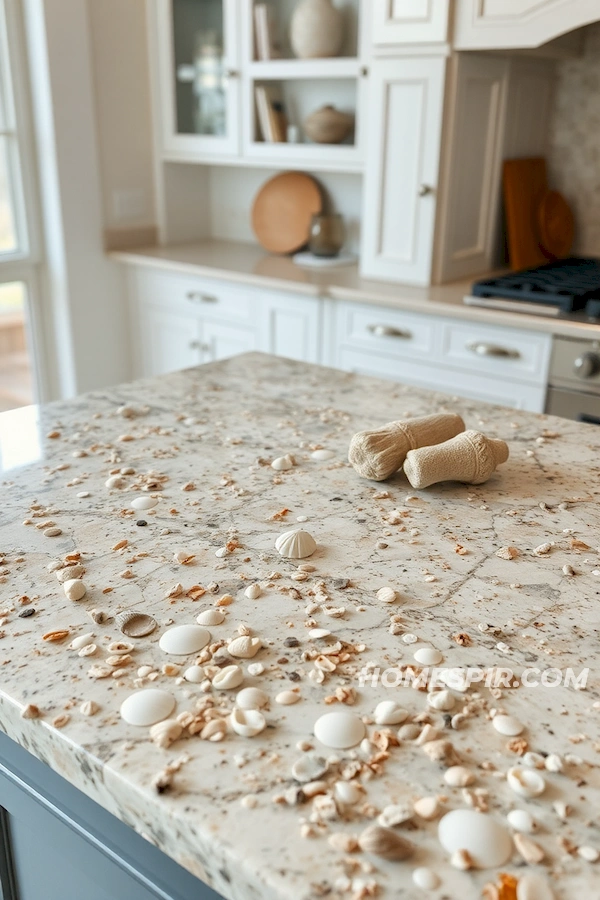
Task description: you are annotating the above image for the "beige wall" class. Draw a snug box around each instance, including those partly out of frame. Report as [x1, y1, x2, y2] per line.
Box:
[548, 23, 600, 256]
[87, 0, 156, 243]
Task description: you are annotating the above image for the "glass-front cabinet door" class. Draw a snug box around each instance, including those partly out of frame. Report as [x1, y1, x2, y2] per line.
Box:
[155, 0, 240, 158]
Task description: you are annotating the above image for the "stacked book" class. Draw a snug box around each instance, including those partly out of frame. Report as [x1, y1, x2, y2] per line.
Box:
[254, 4, 280, 61]
[255, 86, 288, 143]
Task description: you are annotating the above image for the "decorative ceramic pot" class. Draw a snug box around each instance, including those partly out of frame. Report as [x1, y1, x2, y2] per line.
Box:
[290, 0, 344, 59]
[304, 105, 354, 144]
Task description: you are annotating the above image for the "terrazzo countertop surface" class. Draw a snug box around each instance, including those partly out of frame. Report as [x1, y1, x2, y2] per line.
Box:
[0, 353, 599, 900]
[113, 239, 600, 340]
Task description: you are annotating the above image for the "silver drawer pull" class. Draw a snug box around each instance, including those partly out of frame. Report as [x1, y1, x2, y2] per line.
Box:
[368, 324, 412, 340]
[186, 291, 218, 304]
[467, 341, 520, 359]
[189, 340, 202, 350]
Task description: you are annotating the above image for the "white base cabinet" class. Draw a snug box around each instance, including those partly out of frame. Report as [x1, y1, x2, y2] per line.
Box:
[258, 292, 322, 363]
[125, 264, 551, 413]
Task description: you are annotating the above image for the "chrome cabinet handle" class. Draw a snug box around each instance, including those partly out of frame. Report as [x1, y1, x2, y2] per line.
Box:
[225, 69, 239, 79]
[186, 291, 218, 304]
[189, 340, 202, 350]
[467, 341, 520, 359]
[368, 324, 412, 339]
[419, 184, 434, 197]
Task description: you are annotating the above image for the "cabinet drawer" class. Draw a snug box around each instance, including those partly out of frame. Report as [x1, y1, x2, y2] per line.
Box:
[337, 302, 437, 360]
[440, 321, 551, 385]
[133, 268, 255, 324]
[337, 347, 547, 412]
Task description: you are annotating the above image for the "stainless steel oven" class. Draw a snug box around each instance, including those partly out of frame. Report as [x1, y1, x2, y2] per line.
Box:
[546, 336, 600, 424]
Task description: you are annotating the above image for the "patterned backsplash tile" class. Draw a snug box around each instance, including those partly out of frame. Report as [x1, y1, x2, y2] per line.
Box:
[549, 23, 600, 257]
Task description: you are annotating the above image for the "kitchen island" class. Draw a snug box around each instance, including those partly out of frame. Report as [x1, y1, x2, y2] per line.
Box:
[0, 353, 598, 900]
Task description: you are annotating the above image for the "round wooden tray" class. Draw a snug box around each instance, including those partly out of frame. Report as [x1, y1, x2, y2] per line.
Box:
[251, 172, 323, 255]
[537, 189, 575, 259]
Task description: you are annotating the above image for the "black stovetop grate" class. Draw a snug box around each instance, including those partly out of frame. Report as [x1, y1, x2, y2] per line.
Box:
[472, 258, 600, 313]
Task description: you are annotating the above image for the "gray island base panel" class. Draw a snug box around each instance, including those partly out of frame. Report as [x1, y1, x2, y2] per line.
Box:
[0, 732, 222, 900]
[0, 353, 598, 899]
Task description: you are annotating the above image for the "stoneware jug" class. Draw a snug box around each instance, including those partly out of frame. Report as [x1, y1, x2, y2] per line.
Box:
[290, 0, 344, 59]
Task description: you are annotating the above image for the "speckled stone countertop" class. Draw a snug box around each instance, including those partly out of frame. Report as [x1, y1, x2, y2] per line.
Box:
[0, 353, 599, 900]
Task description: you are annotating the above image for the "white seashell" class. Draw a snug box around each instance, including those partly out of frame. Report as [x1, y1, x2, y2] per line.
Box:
[427, 690, 455, 711]
[244, 584, 262, 600]
[516, 873, 555, 900]
[131, 496, 158, 511]
[414, 796, 440, 820]
[334, 781, 362, 806]
[105, 475, 125, 489]
[63, 579, 86, 601]
[523, 751, 545, 769]
[275, 529, 317, 559]
[438, 809, 512, 869]
[378, 804, 413, 827]
[107, 640, 134, 655]
[276, 691, 300, 705]
[159, 625, 210, 656]
[228, 636, 262, 659]
[493, 714, 524, 736]
[116, 611, 157, 638]
[120, 689, 176, 726]
[271, 455, 294, 471]
[183, 666, 205, 684]
[292, 753, 329, 783]
[544, 753, 563, 773]
[578, 846, 599, 863]
[69, 633, 94, 651]
[80, 700, 99, 716]
[236, 687, 268, 709]
[513, 832, 545, 865]
[138, 665, 154, 677]
[312, 449, 335, 461]
[412, 868, 440, 891]
[414, 646, 443, 666]
[212, 665, 244, 690]
[247, 662, 264, 676]
[314, 711, 365, 750]
[56, 564, 85, 582]
[444, 766, 475, 787]
[79, 644, 97, 657]
[196, 609, 225, 626]
[149, 719, 182, 749]
[230, 707, 266, 738]
[309, 628, 331, 639]
[507, 766, 545, 799]
[507, 809, 537, 833]
[377, 587, 396, 604]
[373, 701, 408, 726]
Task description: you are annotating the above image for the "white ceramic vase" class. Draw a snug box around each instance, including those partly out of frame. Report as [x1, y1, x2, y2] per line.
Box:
[290, 0, 344, 59]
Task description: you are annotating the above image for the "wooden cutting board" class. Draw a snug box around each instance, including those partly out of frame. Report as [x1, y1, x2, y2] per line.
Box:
[503, 157, 549, 271]
[537, 189, 575, 259]
[251, 172, 323, 255]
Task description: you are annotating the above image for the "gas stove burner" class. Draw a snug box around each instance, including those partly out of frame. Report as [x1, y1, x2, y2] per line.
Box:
[472, 258, 600, 316]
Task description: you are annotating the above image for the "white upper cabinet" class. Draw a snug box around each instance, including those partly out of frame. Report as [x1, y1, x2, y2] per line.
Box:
[454, 0, 600, 49]
[372, 0, 451, 45]
[151, 0, 240, 159]
[360, 57, 446, 285]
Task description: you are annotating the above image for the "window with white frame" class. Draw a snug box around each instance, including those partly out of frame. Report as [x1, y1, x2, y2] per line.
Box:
[0, 0, 39, 408]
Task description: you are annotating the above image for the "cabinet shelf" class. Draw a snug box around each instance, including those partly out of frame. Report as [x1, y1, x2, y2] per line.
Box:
[248, 58, 363, 81]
